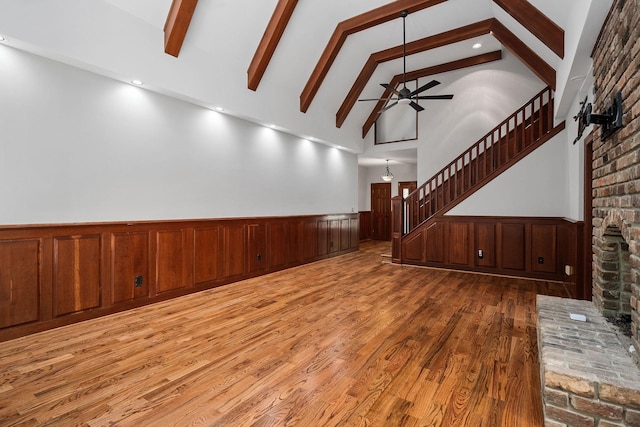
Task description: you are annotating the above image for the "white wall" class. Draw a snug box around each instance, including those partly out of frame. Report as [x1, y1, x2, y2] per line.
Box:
[0, 46, 358, 225]
[446, 130, 569, 216]
[416, 52, 545, 183]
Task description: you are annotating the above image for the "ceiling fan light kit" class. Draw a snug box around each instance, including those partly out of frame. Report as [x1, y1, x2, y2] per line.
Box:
[357, 10, 453, 116]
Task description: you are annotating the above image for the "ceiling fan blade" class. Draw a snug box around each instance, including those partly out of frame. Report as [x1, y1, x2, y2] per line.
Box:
[381, 83, 401, 96]
[414, 94, 454, 100]
[409, 101, 425, 112]
[410, 80, 441, 97]
[378, 101, 399, 113]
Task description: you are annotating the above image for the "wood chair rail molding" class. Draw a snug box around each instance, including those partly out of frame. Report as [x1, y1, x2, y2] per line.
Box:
[248, 0, 299, 91]
[337, 18, 556, 129]
[493, 0, 564, 58]
[164, 0, 199, 57]
[299, 0, 448, 113]
[362, 50, 503, 138]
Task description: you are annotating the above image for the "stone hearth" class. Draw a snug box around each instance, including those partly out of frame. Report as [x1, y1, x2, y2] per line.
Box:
[537, 295, 640, 426]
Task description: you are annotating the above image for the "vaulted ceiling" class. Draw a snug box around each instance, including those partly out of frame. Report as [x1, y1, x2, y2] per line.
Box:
[0, 0, 609, 166]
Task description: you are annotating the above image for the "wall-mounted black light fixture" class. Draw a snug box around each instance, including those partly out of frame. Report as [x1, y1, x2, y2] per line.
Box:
[582, 91, 623, 141]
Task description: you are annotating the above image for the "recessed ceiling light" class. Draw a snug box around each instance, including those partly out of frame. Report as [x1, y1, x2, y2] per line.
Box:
[472, 43, 482, 49]
[131, 79, 143, 86]
[214, 106, 224, 112]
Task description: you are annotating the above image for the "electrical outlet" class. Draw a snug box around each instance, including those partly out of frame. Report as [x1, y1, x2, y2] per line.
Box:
[256, 254, 261, 262]
[538, 257, 544, 264]
[478, 249, 484, 259]
[134, 275, 143, 287]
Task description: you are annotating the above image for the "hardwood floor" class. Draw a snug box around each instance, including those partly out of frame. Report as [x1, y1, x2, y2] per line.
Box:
[0, 241, 569, 426]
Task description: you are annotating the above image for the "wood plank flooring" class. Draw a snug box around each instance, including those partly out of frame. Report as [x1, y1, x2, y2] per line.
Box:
[0, 241, 569, 426]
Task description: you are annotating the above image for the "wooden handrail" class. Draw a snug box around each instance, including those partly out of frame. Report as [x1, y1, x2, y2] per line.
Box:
[403, 87, 555, 234]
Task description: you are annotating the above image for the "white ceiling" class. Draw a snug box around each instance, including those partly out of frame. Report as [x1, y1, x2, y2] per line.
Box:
[0, 0, 606, 168]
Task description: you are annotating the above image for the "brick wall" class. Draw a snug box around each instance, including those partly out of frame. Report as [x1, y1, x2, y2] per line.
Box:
[591, 0, 640, 361]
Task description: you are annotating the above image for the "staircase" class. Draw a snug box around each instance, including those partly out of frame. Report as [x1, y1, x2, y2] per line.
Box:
[396, 87, 565, 247]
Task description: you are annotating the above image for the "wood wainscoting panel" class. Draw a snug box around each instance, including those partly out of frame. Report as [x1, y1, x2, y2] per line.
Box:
[341, 218, 350, 251]
[247, 223, 268, 274]
[399, 216, 577, 281]
[222, 224, 246, 279]
[267, 222, 288, 270]
[403, 229, 425, 262]
[155, 229, 190, 294]
[448, 222, 470, 265]
[531, 224, 557, 273]
[329, 219, 340, 253]
[475, 222, 496, 268]
[426, 222, 445, 263]
[0, 239, 40, 328]
[501, 222, 526, 271]
[303, 220, 318, 260]
[0, 213, 358, 341]
[358, 211, 371, 241]
[317, 220, 329, 256]
[53, 235, 101, 316]
[111, 232, 150, 304]
[193, 227, 221, 286]
[350, 217, 359, 248]
[287, 221, 303, 265]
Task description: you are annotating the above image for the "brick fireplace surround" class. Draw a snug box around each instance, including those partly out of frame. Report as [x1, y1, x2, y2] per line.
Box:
[538, 0, 640, 425]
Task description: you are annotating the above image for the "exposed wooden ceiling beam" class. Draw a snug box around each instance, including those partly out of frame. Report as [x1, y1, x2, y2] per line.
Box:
[338, 18, 556, 129]
[164, 0, 199, 57]
[299, 0, 448, 113]
[248, 0, 299, 91]
[493, 0, 564, 58]
[336, 19, 494, 128]
[361, 51, 503, 138]
[489, 19, 556, 88]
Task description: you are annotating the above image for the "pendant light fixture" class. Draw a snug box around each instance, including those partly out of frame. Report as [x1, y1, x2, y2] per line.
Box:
[381, 160, 394, 182]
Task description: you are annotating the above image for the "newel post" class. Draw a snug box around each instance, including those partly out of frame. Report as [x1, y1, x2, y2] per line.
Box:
[391, 196, 403, 263]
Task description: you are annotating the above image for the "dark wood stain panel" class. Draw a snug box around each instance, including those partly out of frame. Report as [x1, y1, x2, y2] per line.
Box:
[111, 232, 150, 304]
[156, 230, 189, 294]
[350, 217, 359, 249]
[223, 225, 245, 279]
[341, 219, 350, 251]
[0, 214, 358, 341]
[400, 217, 580, 282]
[247, 223, 267, 274]
[0, 239, 40, 328]
[329, 219, 341, 253]
[475, 223, 496, 267]
[303, 221, 318, 260]
[531, 224, 556, 273]
[53, 235, 101, 316]
[501, 223, 526, 271]
[193, 227, 220, 286]
[287, 221, 303, 265]
[425, 222, 445, 263]
[448, 223, 469, 265]
[268, 222, 288, 270]
[317, 220, 328, 256]
[403, 230, 425, 262]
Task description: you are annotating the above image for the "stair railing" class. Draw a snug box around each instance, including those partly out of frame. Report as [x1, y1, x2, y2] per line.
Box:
[403, 87, 554, 234]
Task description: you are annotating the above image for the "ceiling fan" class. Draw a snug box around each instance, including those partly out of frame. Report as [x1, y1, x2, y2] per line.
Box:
[358, 10, 454, 114]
